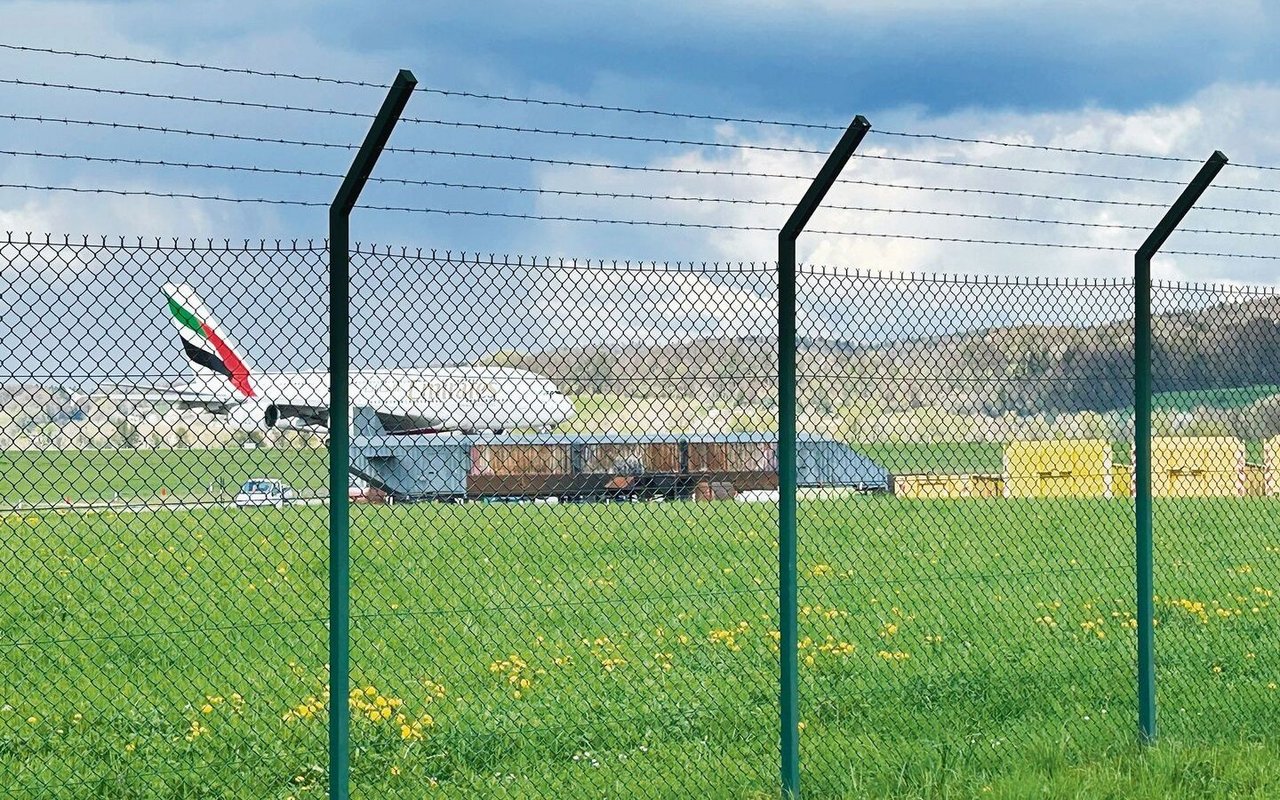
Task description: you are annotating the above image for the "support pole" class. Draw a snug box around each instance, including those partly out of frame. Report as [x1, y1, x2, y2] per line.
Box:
[777, 115, 870, 799]
[328, 68, 417, 800]
[1135, 149, 1227, 744]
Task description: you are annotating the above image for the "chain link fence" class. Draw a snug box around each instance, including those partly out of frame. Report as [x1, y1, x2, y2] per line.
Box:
[1150, 280, 1280, 749]
[2, 236, 1279, 796]
[0, 236, 330, 797]
[796, 268, 1139, 795]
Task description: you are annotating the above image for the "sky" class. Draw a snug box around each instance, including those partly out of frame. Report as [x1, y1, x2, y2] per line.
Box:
[4, 0, 1280, 376]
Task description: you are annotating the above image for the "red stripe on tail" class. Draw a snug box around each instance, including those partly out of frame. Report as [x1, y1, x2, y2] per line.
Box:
[201, 323, 255, 397]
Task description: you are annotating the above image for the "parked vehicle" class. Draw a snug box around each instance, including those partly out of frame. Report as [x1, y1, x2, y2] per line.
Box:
[235, 478, 295, 508]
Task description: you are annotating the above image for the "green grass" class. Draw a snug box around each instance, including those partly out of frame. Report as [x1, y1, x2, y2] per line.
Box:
[1153, 384, 1280, 412]
[856, 441, 1004, 474]
[3, 494, 1280, 798]
[0, 448, 328, 504]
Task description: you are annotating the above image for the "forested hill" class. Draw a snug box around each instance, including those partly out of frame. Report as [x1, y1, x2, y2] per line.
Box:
[486, 294, 1280, 415]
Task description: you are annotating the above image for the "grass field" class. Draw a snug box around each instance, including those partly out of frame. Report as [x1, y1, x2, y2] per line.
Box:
[3, 495, 1279, 798]
[1153, 385, 1280, 412]
[0, 448, 328, 505]
[856, 441, 1004, 475]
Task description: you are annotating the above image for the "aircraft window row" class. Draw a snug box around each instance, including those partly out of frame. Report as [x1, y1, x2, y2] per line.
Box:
[410, 379, 498, 401]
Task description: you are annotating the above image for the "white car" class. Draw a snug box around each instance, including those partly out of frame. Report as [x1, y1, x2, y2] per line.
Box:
[235, 478, 295, 508]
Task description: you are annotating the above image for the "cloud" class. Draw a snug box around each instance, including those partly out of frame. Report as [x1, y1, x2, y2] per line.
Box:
[530, 81, 1280, 286]
[507, 82, 1280, 344]
[532, 264, 777, 346]
[0, 187, 248, 245]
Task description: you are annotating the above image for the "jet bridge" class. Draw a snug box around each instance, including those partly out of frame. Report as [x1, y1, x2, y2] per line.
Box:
[348, 406, 470, 497]
[349, 406, 891, 501]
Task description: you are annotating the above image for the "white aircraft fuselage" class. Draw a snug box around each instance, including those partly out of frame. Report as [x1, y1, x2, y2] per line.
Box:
[176, 366, 575, 435]
[106, 283, 576, 436]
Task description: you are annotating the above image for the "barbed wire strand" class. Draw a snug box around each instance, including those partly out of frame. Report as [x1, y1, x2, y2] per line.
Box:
[8, 147, 1280, 238]
[5, 124, 1280, 218]
[0, 42, 384, 88]
[7, 78, 1280, 191]
[4, 42, 1279, 172]
[2, 182, 1278, 259]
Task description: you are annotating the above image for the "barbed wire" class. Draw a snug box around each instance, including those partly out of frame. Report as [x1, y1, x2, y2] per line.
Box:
[0, 181, 330, 208]
[1, 111, 360, 149]
[0, 42, 383, 88]
[14, 147, 1280, 238]
[0, 76, 376, 120]
[379, 148, 1280, 214]
[3, 181, 1278, 259]
[375, 115, 1280, 191]
[0, 147, 344, 180]
[357, 207, 1280, 259]
[9, 78, 1280, 192]
[7, 134, 1280, 220]
[870, 130, 1280, 174]
[5, 42, 1280, 173]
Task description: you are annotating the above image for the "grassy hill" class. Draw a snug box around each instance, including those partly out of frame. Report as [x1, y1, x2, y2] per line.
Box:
[487, 295, 1280, 419]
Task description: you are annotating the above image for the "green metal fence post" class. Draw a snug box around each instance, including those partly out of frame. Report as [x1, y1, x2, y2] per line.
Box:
[1134, 149, 1227, 744]
[778, 115, 870, 799]
[328, 69, 417, 800]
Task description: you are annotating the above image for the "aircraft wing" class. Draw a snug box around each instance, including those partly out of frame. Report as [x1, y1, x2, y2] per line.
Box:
[268, 407, 451, 434]
[87, 382, 235, 415]
[374, 411, 452, 435]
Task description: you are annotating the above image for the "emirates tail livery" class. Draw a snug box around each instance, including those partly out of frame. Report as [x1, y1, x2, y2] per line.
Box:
[101, 284, 575, 435]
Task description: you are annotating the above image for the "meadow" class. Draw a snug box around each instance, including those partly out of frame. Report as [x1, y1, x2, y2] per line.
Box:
[3, 494, 1279, 799]
[0, 448, 328, 505]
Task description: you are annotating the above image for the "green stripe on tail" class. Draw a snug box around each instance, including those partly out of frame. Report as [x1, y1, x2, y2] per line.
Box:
[166, 294, 206, 339]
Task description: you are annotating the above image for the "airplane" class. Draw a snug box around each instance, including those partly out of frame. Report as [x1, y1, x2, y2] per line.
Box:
[95, 283, 576, 436]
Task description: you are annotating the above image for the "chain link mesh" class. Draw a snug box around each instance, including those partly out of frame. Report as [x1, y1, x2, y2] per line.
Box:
[795, 267, 1138, 795]
[0, 236, 329, 797]
[1, 235, 1277, 796]
[1150, 280, 1280, 747]
[345, 252, 780, 796]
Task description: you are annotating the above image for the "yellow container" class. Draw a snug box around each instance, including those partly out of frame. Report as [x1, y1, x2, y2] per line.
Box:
[1112, 463, 1133, 498]
[1264, 437, 1280, 495]
[894, 473, 999, 499]
[1150, 437, 1245, 498]
[1003, 439, 1113, 498]
[1245, 463, 1265, 497]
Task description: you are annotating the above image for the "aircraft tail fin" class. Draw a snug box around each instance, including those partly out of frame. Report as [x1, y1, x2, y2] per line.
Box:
[162, 283, 256, 398]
